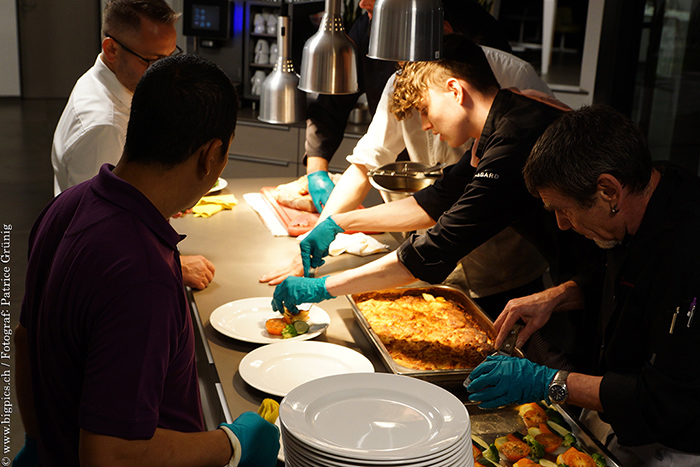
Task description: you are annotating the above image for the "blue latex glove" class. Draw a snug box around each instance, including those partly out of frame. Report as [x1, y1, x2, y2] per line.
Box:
[272, 276, 334, 314]
[307, 171, 335, 213]
[13, 434, 39, 467]
[300, 217, 345, 277]
[220, 412, 279, 467]
[466, 355, 557, 409]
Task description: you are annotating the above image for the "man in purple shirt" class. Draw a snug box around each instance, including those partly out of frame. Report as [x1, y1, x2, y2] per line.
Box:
[15, 55, 278, 466]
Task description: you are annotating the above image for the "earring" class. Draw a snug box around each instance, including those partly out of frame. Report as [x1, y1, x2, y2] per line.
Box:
[611, 204, 619, 214]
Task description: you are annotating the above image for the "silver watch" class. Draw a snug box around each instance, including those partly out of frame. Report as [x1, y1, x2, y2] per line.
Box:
[548, 370, 570, 405]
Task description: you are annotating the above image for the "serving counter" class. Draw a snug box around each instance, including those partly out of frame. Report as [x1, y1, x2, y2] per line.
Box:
[171, 177, 620, 467]
[170, 177, 403, 427]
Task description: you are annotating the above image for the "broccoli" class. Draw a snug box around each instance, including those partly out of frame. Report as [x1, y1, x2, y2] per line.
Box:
[523, 434, 545, 459]
[591, 453, 607, 467]
[281, 324, 298, 339]
[545, 408, 572, 431]
[562, 433, 578, 449]
[483, 444, 499, 463]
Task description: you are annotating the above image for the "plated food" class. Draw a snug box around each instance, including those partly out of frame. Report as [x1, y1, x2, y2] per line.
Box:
[352, 289, 495, 371]
[209, 298, 329, 344]
[265, 308, 311, 339]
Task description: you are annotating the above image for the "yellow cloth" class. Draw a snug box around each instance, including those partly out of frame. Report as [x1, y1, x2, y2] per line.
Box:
[192, 194, 238, 218]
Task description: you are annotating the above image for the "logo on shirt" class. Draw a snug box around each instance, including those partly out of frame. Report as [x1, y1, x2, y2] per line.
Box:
[474, 171, 500, 180]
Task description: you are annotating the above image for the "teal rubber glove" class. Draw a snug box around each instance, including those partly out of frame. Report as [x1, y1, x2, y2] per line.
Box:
[466, 355, 557, 409]
[220, 412, 279, 467]
[300, 217, 345, 277]
[272, 276, 334, 314]
[307, 171, 335, 213]
[13, 434, 38, 467]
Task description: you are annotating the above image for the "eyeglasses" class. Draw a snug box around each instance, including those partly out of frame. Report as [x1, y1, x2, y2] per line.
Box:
[106, 34, 183, 67]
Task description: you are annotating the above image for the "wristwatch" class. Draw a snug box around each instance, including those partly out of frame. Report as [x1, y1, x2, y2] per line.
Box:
[548, 370, 570, 405]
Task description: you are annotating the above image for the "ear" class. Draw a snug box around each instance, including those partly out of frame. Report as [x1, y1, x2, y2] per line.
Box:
[446, 78, 464, 105]
[443, 20, 454, 34]
[101, 37, 119, 63]
[597, 174, 622, 204]
[196, 139, 224, 178]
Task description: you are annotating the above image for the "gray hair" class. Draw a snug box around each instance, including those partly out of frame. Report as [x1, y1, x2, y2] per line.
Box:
[524, 105, 652, 207]
[103, 0, 180, 37]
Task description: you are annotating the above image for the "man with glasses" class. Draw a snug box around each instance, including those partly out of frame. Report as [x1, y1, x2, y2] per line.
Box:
[50, 0, 215, 292]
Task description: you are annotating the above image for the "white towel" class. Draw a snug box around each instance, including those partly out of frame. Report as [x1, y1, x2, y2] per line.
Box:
[328, 233, 389, 257]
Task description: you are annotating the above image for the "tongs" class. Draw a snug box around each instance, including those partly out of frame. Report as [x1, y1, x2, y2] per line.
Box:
[369, 163, 447, 179]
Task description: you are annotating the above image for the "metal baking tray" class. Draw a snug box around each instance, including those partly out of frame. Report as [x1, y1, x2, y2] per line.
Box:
[468, 403, 621, 467]
[347, 285, 521, 384]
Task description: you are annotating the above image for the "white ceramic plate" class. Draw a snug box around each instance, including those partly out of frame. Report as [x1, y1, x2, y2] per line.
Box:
[239, 341, 374, 397]
[207, 177, 228, 194]
[209, 298, 329, 344]
[279, 373, 470, 461]
[281, 429, 471, 467]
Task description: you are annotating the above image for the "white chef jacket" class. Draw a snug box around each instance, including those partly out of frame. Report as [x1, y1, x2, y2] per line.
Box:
[344, 46, 553, 299]
[51, 55, 132, 196]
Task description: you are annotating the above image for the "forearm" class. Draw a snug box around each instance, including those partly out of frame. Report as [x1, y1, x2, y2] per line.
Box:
[306, 156, 329, 174]
[15, 325, 39, 439]
[325, 251, 416, 296]
[567, 373, 603, 412]
[79, 427, 231, 467]
[332, 197, 435, 233]
[546, 280, 586, 312]
[318, 164, 372, 222]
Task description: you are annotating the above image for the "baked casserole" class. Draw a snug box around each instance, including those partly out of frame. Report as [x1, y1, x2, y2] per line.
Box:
[353, 290, 495, 370]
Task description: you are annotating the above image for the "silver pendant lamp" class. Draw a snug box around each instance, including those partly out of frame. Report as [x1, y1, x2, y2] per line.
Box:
[259, 3, 306, 124]
[298, 0, 358, 94]
[368, 0, 444, 61]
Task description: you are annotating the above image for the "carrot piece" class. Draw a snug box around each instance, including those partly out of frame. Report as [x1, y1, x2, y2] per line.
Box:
[514, 459, 536, 467]
[539, 422, 553, 434]
[557, 447, 597, 467]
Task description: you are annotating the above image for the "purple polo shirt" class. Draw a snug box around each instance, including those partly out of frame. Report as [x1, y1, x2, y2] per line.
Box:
[20, 164, 204, 466]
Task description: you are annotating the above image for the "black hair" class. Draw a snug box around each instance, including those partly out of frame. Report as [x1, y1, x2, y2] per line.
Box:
[124, 54, 239, 167]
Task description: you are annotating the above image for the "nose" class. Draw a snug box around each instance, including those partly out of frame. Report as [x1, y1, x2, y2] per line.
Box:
[420, 113, 432, 131]
[555, 211, 572, 231]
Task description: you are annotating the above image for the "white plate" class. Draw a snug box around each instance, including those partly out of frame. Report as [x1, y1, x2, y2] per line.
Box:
[239, 341, 374, 397]
[282, 430, 471, 467]
[279, 373, 470, 461]
[209, 297, 329, 344]
[207, 177, 228, 194]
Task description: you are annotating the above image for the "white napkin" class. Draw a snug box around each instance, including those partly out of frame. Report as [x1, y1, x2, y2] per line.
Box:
[328, 233, 389, 257]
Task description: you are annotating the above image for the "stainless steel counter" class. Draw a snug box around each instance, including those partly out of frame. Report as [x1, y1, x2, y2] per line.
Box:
[171, 177, 620, 467]
[170, 177, 401, 426]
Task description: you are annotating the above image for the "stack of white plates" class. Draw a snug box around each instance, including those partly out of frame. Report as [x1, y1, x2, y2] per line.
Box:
[279, 373, 474, 467]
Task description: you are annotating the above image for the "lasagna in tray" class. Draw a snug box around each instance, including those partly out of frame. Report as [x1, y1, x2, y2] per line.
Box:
[354, 292, 495, 371]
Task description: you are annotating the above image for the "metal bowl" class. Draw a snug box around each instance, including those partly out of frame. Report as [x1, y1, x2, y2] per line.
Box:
[368, 162, 438, 203]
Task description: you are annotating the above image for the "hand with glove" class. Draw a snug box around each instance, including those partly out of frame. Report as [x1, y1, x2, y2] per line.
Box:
[272, 276, 334, 314]
[465, 355, 557, 409]
[13, 434, 38, 467]
[300, 217, 345, 277]
[307, 171, 335, 213]
[219, 412, 280, 467]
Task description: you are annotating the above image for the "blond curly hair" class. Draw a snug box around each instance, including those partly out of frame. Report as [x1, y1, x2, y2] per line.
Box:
[390, 62, 451, 121]
[390, 35, 500, 121]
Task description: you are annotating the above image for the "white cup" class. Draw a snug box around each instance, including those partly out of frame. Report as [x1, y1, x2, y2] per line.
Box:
[251, 70, 267, 95]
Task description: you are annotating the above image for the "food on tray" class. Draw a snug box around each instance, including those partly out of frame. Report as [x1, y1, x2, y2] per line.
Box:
[265, 308, 310, 339]
[270, 174, 341, 213]
[354, 292, 495, 370]
[557, 447, 606, 467]
[472, 403, 609, 467]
